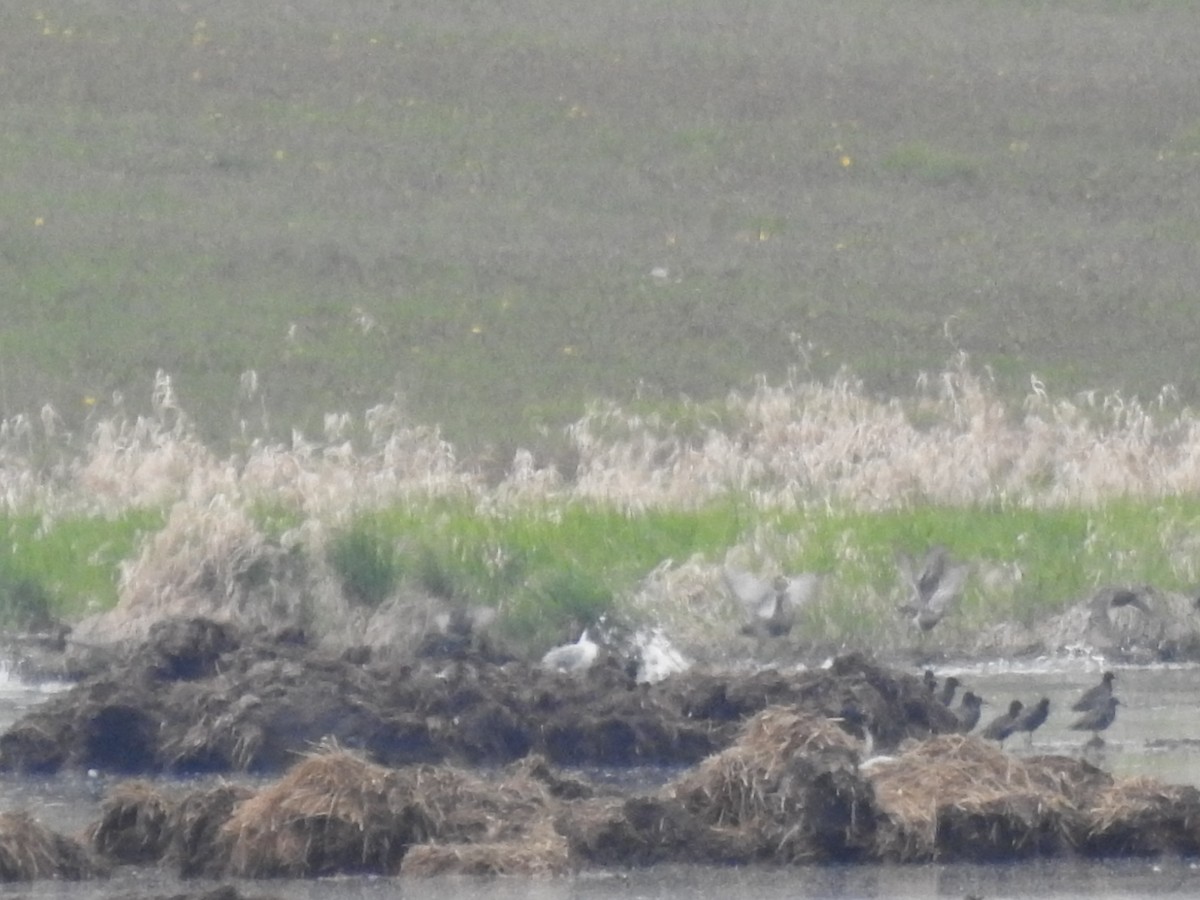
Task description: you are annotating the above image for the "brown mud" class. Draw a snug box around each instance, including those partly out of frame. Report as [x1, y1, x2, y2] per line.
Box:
[0, 617, 956, 775]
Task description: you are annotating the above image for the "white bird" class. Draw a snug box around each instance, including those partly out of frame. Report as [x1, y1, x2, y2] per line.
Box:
[723, 567, 821, 638]
[540, 629, 599, 673]
[896, 545, 969, 632]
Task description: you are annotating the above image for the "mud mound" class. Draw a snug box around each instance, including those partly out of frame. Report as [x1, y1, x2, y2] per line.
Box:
[867, 734, 1081, 861]
[555, 794, 755, 867]
[0, 619, 973, 776]
[0, 810, 105, 881]
[216, 744, 557, 878]
[1082, 776, 1200, 856]
[400, 825, 570, 877]
[167, 783, 258, 879]
[670, 707, 876, 862]
[86, 780, 177, 864]
[980, 586, 1200, 663]
[660, 652, 957, 753]
[219, 747, 421, 878]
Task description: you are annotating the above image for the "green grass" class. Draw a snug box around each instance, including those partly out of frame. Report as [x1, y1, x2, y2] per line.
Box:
[0, 509, 164, 621]
[0, 0, 1199, 458]
[3, 488, 1197, 650]
[314, 494, 1200, 651]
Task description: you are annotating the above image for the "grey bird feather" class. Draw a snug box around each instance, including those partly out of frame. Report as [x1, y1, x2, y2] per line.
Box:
[897, 545, 969, 631]
[723, 567, 820, 638]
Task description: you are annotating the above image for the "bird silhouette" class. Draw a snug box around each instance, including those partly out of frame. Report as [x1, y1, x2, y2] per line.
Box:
[981, 699, 1024, 745]
[922, 668, 939, 694]
[955, 691, 985, 733]
[723, 567, 820, 638]
[896, 545, 969, 632]
[1012, 697, 1051, 745]
[540, 629, 599, 673]
[1072, 671, 1116, 712]
[937, 676, 961, 706]
[1069, 696, 1120, 738]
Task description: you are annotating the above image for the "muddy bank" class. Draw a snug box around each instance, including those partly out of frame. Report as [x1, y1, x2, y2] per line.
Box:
[13, 714, 1196, 885]
[971, 585, 1200, 664]
[0, 617, 956, 775]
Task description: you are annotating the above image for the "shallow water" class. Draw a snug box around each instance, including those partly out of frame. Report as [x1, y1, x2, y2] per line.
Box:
[2, 657, 1199, 899]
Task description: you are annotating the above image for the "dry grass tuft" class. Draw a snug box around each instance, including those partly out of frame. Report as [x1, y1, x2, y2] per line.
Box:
[85, 779, 176, 864]
[669, 707, 874, 862]
[218, 744, 556, 878]
[1083, 775, 1200, 856]
[867, 734, 1081, 861]
[0, 810, 104, 881]
[399, 824, 570, 877]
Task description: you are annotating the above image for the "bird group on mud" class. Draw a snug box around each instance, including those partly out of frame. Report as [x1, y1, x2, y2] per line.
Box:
[923, 668, 1122, 749]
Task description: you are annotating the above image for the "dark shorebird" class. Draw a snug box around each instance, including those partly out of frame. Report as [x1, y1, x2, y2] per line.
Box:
[1070, 696, 1120, 738]
[955, 691, 984, 733]
[937, 676, 961, 707]
[981, 699, 1024, 746]
[1012, 697, 1051, 745]
[723, 567, 821, 638]
[897, 545, 969, 632]
[1072, 671, 1116, 712]
[923, 669, 939, 694]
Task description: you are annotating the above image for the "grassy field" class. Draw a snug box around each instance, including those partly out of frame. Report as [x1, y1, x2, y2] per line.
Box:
[2, 0, 1199, 459]
[2, 1, 1200, 656]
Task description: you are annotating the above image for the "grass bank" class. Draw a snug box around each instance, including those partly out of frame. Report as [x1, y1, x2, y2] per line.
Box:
[2, 368, 1198, 658]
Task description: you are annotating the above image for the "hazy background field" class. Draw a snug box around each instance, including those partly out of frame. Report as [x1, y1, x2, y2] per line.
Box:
[3, 0, 1199, 462]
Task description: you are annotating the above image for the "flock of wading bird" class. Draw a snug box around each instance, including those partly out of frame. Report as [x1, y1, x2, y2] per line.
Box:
[721, 543, 1131, 748]
[922, 667, 1122, 748]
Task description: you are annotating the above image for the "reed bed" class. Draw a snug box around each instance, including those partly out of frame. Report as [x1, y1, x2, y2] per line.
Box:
[4, 364, 1200, 652]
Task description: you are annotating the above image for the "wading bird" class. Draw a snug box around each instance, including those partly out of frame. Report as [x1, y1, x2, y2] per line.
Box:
[897, 545, 969, 632]
[1069, 696, 1120, 739]
[955, 691, 984, 733]
[937, 676, 961, 707]
[722, 567, 821, 638]
[540, 630, 599, 674]
[1072, 671, 1116, 712]
[1012, 697, 1051, 746]
[981, 699, 1024, 746]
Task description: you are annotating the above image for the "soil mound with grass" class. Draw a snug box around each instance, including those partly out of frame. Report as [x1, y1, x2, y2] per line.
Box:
[0, 620, 956, 776]
[63, 724, 1200, 882]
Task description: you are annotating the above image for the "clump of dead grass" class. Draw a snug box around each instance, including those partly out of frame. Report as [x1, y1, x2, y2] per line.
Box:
[218, 744, 557, 878]
[669, 707, 874, 862]
[0, 810, 104, 881]
[85, 779, 176, 864]
[400, 824, 570, 877]
[1083, 775, 1200, 856]
[867, 734, 1081, 861]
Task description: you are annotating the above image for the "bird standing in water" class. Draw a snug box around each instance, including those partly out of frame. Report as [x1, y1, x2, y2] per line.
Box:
[981, 699, 1024, 746]
[937, 676, 961, 707]
[1072, 671, 1116, 712]
[1070, 696, 1120, 739]
[955, 691, 984, 733]
[1012, 697, 1051, 746]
